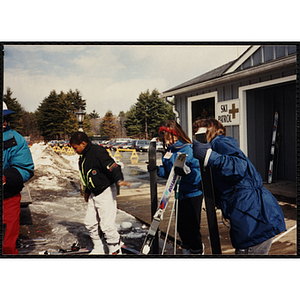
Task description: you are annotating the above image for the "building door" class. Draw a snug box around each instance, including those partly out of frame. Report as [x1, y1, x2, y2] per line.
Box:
[246, 82, 296, 182]
[191, 97, 215, 123]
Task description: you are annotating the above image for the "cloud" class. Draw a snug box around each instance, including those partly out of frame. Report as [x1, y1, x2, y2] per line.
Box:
[4, 44, 250, 115]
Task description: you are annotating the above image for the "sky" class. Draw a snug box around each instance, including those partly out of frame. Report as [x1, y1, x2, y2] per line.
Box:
[3, 44, 250, 116]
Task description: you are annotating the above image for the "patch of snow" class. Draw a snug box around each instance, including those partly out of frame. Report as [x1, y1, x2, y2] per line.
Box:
[121, 221, 132, 230]
[121, 232, 146, 239]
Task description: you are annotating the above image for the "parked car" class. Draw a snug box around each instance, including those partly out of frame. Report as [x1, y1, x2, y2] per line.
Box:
[47, 140, 58, 147]
[102, 140, 115, 148]
[118, 141, 132, 149]
[129, 140, 139, 149]
[135, 140, 150, 152]
[111, 142, 125, 150]
[156, 141, 164, 152]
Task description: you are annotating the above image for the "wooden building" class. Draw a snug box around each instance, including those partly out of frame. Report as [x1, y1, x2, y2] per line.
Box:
[162, 45, 297, 182]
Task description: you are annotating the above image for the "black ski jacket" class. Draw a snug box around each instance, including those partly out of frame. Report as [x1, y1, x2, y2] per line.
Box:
[78, 141, 123, 196]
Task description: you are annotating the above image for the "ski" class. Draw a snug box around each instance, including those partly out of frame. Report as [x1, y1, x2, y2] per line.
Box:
[40, 248, 92, 255]
[18, 238, 47, 248]
[39, 242, 92, 255]
[19, 238, 47, 244]
[268, 111, 279, 184]
[39, 242, 139, 255]
[140, 152, 186, 255]
[196, 131, 222, 255]
[121, 244, 140, 255]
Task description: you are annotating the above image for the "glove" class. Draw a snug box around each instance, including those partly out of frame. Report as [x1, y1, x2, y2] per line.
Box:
[174, 164, 191, 177]
[193, 139, 211, 162]
[3, 167, 24, 198]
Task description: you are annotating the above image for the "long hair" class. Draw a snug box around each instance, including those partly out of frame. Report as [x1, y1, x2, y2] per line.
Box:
[159, 120, 191, 148]
[192, 118, 227, 142]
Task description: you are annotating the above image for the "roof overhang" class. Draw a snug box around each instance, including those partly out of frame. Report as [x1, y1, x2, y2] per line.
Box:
[223, 45, 261, 75]
[162, 54, 296, 98]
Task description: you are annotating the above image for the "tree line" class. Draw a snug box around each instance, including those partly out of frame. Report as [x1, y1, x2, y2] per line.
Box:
[3, 87, 174, 142]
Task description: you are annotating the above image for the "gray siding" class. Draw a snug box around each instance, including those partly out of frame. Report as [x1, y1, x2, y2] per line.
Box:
[236, 45, 296, 71]
[175, 63, 295, 132]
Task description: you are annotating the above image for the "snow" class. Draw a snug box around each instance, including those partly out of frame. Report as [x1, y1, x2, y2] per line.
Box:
[120, 221, 133, 229]
[28, 143, 79, 191]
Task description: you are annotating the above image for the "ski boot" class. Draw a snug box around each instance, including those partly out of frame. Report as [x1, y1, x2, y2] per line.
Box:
[89, 238, 106, 255]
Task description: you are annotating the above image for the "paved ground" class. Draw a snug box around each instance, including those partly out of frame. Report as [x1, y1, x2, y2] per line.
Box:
[17, 150, 297, 256]
[116, 151, 297, 256]
[117, 181, 297, 256]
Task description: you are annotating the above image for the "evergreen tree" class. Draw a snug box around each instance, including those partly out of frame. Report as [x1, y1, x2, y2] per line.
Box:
[36, 89, 89, 140]
[36, 90, 61, 140]
[89, 110, 100, 119]
[19, 111, 41, 140]
[3, 87, 23, 133]
[124, 105, 142, 138]
[125, 89, 174, 139]
[100, 110, 118, 138]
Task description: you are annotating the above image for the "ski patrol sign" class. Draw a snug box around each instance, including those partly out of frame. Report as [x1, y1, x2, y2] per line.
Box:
[215, 99, 240, 126]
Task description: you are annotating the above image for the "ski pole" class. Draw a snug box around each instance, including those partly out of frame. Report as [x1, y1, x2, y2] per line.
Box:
[161, 194, 176, 255]
[161, 177, 181, 255]
[174, 177, 181, 255]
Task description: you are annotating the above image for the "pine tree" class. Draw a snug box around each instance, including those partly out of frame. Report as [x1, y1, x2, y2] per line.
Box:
[124, 105, 142, 138]
[19, 111, 40, 140]
[124, 89, 174, 139]
[89, 110, 100, 119]
[36, 89, 89, 140]
[100, 110, 118, 138]
[3, 87, 23, 133]
[36, 90, 62, 139]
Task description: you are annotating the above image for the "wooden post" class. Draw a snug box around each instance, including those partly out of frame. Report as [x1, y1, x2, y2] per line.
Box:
[148, 139, 159, 254]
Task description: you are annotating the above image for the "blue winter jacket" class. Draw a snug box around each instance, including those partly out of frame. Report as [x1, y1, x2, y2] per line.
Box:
[157, 140, 202, 201]
[3, 126, 34, 198]
[195, 135, 286, 249]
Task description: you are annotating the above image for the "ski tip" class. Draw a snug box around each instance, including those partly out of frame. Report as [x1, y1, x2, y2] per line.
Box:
[141, 245, 150, 255]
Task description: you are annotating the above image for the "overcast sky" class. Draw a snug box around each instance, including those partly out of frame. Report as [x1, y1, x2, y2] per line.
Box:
[4, 44, 250, 116]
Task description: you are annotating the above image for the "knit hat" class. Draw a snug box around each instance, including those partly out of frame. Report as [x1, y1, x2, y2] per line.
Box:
[3, 102, 15, 116]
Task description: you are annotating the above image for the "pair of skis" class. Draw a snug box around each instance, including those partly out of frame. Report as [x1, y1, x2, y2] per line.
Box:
[140, 152, 186, 255]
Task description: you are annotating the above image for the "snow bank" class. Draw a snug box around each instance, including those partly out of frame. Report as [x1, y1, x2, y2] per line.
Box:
[28, 143, 80, 191]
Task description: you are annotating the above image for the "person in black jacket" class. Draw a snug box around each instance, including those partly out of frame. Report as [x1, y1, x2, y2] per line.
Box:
[70, 132, 131, 255]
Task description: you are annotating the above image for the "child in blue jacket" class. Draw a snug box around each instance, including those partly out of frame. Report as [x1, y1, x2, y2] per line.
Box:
[192, 118, 286, 255]
[157, 120, 203, 254]
[3, 102, 34, 254]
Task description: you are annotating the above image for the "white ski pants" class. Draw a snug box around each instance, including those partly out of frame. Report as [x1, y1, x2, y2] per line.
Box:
[84, 184, 120, 246]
